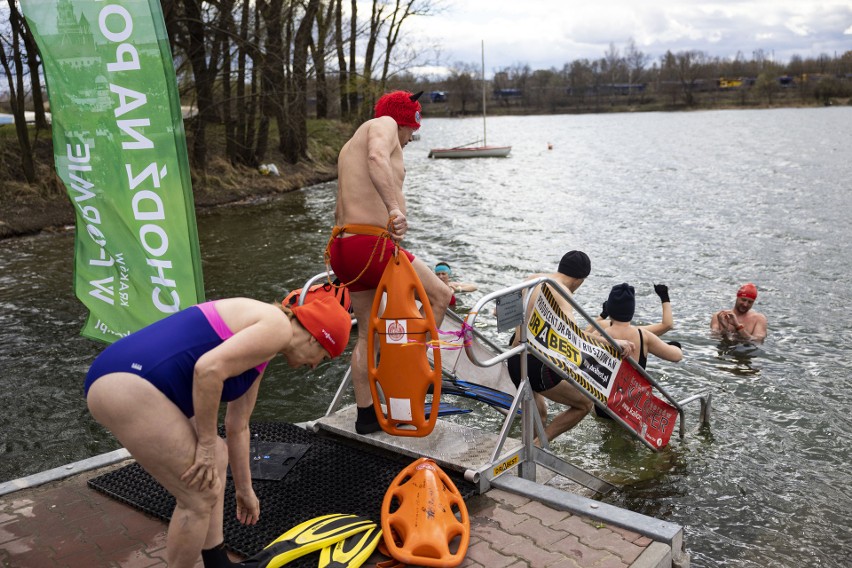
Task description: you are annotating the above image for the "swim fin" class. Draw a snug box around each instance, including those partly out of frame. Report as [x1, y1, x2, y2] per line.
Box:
[240, 513, 375, 568]
[318, 523, 382, 568]
[440, 379, 520, 414]
[425, 402, 472, 418]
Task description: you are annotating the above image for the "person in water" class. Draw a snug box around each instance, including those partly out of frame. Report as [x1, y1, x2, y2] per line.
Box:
[84, 296, 352, 568]
[710, 282, 767, 342]
[592, 283, 683, 368]
[596, 283, 674, 337]
[325, 90, 452, 434]
[434, 261, 478, 307]
[507, 250, 637, 442]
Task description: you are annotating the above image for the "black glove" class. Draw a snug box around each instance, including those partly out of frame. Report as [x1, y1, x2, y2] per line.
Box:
[600, 300, 609, 319]
[667, 340, 682, 350]
[654, 283, 670, 303]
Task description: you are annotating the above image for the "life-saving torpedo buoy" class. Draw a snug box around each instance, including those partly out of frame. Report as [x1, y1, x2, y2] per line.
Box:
[367, 251, 442, 437]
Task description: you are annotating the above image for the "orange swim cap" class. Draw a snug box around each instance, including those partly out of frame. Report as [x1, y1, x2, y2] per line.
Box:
[291, 296, 352, 357]
[736, 283, 758, 300]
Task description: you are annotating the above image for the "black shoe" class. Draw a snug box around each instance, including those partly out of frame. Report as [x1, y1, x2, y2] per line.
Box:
[355, 420, 382, 434]
[355, 405, 381, 434]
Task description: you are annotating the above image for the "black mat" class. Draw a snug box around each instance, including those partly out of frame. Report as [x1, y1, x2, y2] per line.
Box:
[228, 441, 310, 481]
[87, 422, 476, 563]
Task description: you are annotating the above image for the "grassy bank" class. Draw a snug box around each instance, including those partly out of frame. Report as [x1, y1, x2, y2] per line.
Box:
[0, 119, 355, 240]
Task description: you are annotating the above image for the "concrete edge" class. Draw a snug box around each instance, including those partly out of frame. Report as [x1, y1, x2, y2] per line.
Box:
[491, 474, 683, 549]
[0, 448, 131, 497]
[631, 541, 673, 568]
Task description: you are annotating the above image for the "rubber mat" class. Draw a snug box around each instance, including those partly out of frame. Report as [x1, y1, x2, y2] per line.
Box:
[227, 441, 310, 481]
[87, 422, 476, 563]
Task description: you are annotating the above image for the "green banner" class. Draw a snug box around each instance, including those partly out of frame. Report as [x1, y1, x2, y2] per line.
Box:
[20, 0, 205, 342]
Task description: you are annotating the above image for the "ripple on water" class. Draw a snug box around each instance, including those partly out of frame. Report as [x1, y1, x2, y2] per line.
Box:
[2, 108, 852, 567]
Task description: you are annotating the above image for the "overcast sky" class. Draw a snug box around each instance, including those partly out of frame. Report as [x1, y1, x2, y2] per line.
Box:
[408, 0, 852, 77]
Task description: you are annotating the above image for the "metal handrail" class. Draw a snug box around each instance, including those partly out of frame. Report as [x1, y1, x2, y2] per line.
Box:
[463, 277, 710, 443]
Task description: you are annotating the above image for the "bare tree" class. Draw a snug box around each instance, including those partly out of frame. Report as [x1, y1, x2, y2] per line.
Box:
[378, 0, 423, 89]
[663, 49, 708, 106]
[347, 0, 358, 118]
[624, 38, 649, 103]
[281, 0, 320, 163]
[0, 0, 36, 183]
[17, 17, 47, 129]
[183, 0, 218, 170]
[311, 0, 335, 118]
[335, 0, 440, 122]
[234, 0, 260, 165]
[358, 0, 385, 120]
[754, 71, 778, 105]
[333, 0, 350, 119]
[589, 58, 604, 111]
[444, 61, 477, 115]
[256, 0, 287, 163]
[603, 42, 622, 81]
[566, 59, 592, 109]
[216, 0, 237, 162]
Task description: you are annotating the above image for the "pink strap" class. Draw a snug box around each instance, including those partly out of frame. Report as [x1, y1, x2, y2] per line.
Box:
[196, 301, 269, 374]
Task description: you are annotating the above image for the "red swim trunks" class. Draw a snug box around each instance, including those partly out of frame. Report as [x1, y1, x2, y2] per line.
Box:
[328, 234, 415, 292]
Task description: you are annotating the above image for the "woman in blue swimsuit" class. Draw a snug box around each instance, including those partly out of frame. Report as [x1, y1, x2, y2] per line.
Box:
[85, 296, 352, 568]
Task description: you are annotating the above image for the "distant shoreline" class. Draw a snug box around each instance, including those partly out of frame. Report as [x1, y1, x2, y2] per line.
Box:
[2, 100, 849, 240]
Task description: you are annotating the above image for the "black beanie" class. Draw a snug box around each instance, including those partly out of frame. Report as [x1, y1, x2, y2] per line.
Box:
[607, 283, 635, 322]
[557, 250, 591, 279]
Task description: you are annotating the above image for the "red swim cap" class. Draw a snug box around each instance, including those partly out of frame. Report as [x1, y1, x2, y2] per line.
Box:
[736, 283, 758, 300]
[291, 296, 352, 358]
[375, 90, 422, 130]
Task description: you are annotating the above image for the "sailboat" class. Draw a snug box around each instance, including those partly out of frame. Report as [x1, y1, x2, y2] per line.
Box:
[428, 41, 511, 159]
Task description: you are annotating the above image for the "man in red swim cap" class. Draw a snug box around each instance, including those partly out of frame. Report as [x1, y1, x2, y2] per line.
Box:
[325, 90, 452, 434]
[711, 282, 767, 342]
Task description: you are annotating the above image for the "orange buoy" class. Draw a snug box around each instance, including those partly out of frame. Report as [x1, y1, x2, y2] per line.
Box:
[367, 250, 442, 437]
[381, 458, 470, 567]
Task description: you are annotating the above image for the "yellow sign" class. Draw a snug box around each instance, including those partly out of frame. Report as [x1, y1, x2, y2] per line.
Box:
[527, 310, 582, 366]
[492, 454, 519, 477]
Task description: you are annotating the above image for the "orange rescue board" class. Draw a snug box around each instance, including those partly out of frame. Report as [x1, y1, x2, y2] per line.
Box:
[381, 457, 470, 567]
[367, 251, 442, 437]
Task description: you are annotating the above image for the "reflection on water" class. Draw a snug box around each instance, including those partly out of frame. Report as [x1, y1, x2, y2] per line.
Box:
[2, 107, 852, 567]
[714, 340, 764, 376]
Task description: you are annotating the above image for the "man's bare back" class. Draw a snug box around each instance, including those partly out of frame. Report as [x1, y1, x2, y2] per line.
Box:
[336, 116, 410, 235]
[325, 91, 452, 434]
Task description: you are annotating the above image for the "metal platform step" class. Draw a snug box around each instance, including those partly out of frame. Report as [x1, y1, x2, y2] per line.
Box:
[309, 405, 521, 491]
[308, 406, 614, 497]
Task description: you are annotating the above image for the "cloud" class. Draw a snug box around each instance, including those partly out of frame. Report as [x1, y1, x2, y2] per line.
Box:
[409, 0, 852, 74]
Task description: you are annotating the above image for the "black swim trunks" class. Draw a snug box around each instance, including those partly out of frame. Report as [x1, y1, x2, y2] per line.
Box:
[507, 352, 562, 392]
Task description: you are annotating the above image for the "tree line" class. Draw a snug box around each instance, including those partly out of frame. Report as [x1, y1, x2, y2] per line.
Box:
[425, 41, 852, 115]
[2, 1, 851, 188]
[1, 0, 434, 185]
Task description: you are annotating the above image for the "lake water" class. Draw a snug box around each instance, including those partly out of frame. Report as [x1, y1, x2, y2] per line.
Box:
[1, 107, 851, 567]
